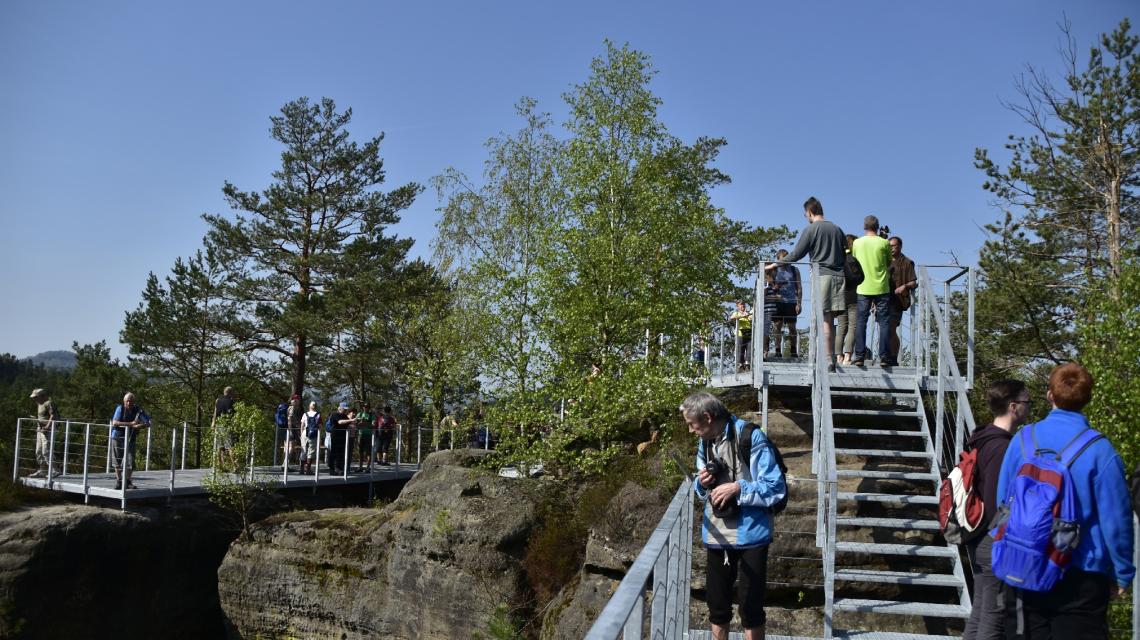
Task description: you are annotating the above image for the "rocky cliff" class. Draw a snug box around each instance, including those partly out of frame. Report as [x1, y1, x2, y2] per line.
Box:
[217, 449, 553, 639]
[0, 502, 234, 639]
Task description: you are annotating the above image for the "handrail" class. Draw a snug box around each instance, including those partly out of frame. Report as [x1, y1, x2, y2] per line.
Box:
[809, 265, 840, 638]
[584, 478, 695, 639]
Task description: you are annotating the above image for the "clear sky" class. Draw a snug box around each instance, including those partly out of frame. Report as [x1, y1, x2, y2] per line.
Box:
[1, 1, 1136, 360]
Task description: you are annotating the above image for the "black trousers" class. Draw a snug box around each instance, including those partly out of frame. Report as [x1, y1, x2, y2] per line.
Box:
[706, 545, 768, 629]
[1004, 568, 1112, 640]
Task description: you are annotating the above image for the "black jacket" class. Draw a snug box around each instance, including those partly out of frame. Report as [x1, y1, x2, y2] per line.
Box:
[965, 424, 1014, 530]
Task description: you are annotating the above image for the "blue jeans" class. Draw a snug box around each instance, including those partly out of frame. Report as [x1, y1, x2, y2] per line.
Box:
[855, 294, 890, 362]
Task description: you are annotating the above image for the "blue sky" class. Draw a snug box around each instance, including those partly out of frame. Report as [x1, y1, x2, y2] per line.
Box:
[1, 1, 1136, 359]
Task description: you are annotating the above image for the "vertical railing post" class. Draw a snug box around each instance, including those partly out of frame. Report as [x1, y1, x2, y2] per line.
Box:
[82, 423, 91, 504]
[169, 427, 177, 496]
[272, 423, 280, 468]
[396, 425, 403, 469]
[62, 420, 71, 476]
[484, 425, 489, 451]
[248, 430, 255, 482]
[282, 429, 291, 485]
[144, 423, 152, 471]
[967, 266, 976, 389]
[343, 430, 349, 481]
[417, 426, 422, 468]
[753, 267, 762, 386]
[180, 422, 187, 470]
[210, 423, 218, 480]
[12, 419, 22, 482]
[935, 331, 946, 468]
[46, 422, 57, 488]
[314, 429, 322, 488]
[106, 424, 112, 474]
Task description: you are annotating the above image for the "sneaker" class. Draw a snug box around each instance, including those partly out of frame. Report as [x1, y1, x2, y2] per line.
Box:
[29, 470, 45, 478]
[114, 482, 122, 490]
[126, 483, 138, 490]
[827, 363, 836, 373]
[880, 361, 891, 369]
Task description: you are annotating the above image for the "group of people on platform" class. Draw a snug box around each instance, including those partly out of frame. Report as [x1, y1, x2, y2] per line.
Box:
[266, 393, 399, 475]
[718, 197, 917, 373]
[22, 386, 402, 489]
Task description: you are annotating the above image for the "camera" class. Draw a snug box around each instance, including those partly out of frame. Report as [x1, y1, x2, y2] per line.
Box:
[704, 455, 740, 518]
[878, 224, 891, 239]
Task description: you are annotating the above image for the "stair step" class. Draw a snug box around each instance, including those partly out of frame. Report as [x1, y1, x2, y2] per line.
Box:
[834, 630, 963, 640]
[836, 448, 932, 459]
[830, 390, 918, 399]
[835, 517, 942, 530]
[833, 598, 970, 618]
[834, 568, 962, 586]
[835, 542, 958, 557]
[833, 409, 921, 417]
[836, 470, 934, 480]
[833, 428, 925, 437]
[838, 492, 939, 505]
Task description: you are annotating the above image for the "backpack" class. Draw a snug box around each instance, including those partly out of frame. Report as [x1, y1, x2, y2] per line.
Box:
[844, 254, 864, 288]
[938, 447, 986, 544]
[989, 425, 1103, 592]
[303, 412, 321, 439]
[326, 413, 338, 433]
[738, 423, 789, 515]
[275, 403, 288, 428]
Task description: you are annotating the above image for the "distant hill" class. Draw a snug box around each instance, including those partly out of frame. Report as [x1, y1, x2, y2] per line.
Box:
[27, 350, 78, 371]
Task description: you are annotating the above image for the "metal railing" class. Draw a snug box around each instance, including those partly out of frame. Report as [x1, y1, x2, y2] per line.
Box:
[807, 265, 841, 638]
[584, 477, 695, 639]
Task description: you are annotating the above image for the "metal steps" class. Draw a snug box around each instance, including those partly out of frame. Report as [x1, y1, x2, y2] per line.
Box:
[834, 541, 958, 558]
[835, 516, 942, 530]
[833, 599, 970, 619]
[833, 632, 962, 640]
[835, 448, 932, 459]
[833, 428, 925, 437]
[838, 492, 939, 505]
[836, 470, 934, 481]
[833, 409, 921, 418]
[834, 568, 962, 587]
[830, 389, 918, 399]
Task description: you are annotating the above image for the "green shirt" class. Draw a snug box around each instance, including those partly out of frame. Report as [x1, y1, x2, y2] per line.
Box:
[852, 235, 892, 296]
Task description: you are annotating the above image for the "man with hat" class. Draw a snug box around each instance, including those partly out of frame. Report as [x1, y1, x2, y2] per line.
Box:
[28, 388, 60, 478]
[328, 401, 352, 475]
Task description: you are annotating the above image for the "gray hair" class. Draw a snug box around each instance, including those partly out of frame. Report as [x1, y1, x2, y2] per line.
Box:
[123, 392, 136, 403]
[679, 391, 730, 421]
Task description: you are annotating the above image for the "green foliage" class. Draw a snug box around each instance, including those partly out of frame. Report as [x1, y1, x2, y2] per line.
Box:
[62, 341, 135, 422]
[972, 18, 1140, 377]
[478, 603, 525, 640]
[1079, 258, 1140, 468]
[433, 42, 788, 475]
[203, 96, 422, 399]
[202, 402, 276, 539]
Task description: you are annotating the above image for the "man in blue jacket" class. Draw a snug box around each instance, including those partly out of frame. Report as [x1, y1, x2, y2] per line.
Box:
[995, 363, 1134, 638]
[682, 391, 786, 640]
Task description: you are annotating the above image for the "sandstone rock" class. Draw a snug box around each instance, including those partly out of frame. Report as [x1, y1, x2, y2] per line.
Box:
[217, 449, 549, 639]
[0, 502, 233, 640]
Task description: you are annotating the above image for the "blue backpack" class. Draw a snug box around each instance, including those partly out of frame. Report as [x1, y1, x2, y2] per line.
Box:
[990, 425, 1103, 592]
[275, 402, 288, 428]
[303, 412, 321, 439]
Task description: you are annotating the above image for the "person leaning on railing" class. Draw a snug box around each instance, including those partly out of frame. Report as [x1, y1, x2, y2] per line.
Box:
[110, 392, 150, 490]
[682, 391, 786, 640]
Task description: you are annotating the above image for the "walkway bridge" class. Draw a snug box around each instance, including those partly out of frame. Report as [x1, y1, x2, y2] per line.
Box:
[11, 420, 472, 509]
[589, 264, 986, 640]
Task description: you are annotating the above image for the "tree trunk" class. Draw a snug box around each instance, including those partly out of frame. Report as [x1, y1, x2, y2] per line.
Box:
[292, 334, 307, 399]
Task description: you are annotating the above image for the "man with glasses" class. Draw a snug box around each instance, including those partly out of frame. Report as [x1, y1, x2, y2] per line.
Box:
[962, 380, 1030, 640]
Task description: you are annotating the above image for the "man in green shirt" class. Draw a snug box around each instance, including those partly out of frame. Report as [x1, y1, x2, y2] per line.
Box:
[851, 215, 893, 367]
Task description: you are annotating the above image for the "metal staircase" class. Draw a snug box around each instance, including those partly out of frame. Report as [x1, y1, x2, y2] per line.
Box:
[812, 267, 978, 639]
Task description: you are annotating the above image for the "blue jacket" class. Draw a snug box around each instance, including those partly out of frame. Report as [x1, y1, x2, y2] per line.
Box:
[110, 404, 150, 438]
[996, 409, 1135, 588]
[694, 415, 786, 549]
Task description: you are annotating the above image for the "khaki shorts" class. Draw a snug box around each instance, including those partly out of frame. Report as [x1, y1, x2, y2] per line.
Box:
[816, 274, 846, 314]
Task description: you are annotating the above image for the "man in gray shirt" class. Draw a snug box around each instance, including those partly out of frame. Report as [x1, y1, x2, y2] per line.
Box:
[766, 197, 847, 371]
